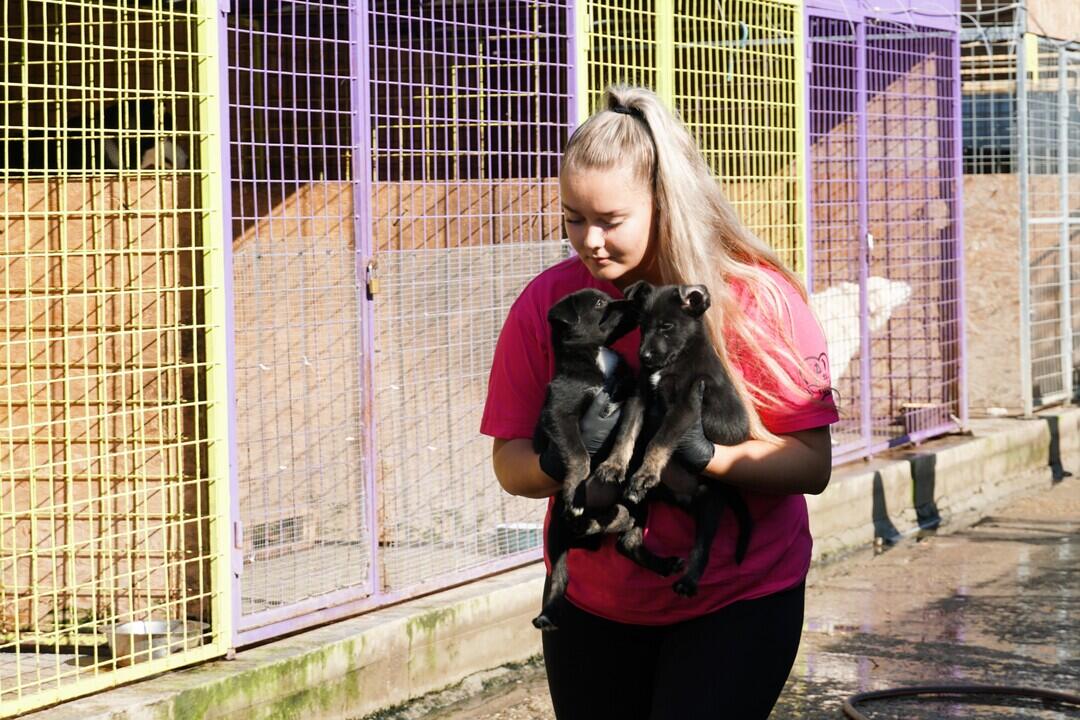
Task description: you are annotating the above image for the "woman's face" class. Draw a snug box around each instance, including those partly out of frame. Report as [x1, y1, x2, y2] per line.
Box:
[560, 162, 657, 290]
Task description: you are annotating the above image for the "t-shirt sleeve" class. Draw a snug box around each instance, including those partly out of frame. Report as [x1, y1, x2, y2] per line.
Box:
[479, 294, 553, 440]
[738, 276, 840, 435]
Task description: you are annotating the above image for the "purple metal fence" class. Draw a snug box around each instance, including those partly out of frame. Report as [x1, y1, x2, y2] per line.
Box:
[366, 0, 573, 597]
[807, 5, 966, 463]
[224, 0, 374, 643]
[223, 0, 574, 643]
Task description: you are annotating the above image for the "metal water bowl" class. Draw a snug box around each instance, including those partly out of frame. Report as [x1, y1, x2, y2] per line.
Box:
[106, 620, 208, 665]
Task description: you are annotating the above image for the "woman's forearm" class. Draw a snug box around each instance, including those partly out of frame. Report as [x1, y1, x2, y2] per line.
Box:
[702, 426, 833, 496]
[492, 438, 562, 499]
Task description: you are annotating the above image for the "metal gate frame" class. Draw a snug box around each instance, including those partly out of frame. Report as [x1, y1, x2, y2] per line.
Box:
[806, 2, 967, 463]
[225, 0, 580, 647]
[0, 0, 234, 713]
[1018, 26, 1080, 414]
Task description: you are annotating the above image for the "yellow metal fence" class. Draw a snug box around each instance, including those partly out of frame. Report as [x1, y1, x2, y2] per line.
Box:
[0, 0, 230, 714]
[583, 0, 806, 272]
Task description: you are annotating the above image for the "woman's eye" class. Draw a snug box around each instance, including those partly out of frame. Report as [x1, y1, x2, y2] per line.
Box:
[564, 217, 583, 225]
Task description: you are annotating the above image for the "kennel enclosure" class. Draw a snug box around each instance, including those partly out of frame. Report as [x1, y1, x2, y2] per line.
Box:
[961, 2, 1080, 416]
[805, 0, 967, 462]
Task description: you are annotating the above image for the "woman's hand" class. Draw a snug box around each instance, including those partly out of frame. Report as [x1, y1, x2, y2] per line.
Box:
[537, 390, 623, 481]
[493, 390, 624, 499]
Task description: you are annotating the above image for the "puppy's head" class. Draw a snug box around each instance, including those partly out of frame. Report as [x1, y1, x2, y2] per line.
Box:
[547, 289, 637, 349]
[625, 281, 711, 370]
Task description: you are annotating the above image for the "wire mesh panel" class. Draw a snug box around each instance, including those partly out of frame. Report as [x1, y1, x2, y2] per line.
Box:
[807, 15, 866, 459]
[225, 0, 372, 639]
[0, 0, 229, 714]
[583, 0, 658, 111]
[367, 2, 573, 594]
[960, 21, 1079, 414]
[674, 0, 803, 271]
[1025, 38, 1078, 407]
[808, 8, 964, 461]
[862, 20, 963, 450]
[585, 0, 804, 273]
[959, 24, 1027, 414]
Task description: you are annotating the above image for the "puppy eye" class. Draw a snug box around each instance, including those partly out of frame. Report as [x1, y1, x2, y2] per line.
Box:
[595, 299, 606, 308]
[660, 322, 674, 332]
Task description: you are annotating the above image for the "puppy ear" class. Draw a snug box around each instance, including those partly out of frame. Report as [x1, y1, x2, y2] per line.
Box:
[623, 280, 653, 307]
[678, 285, 711, 316]
[547, 296, 579, 327]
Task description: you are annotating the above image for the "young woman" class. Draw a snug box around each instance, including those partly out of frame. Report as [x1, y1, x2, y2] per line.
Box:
[480, 85, 838, 720]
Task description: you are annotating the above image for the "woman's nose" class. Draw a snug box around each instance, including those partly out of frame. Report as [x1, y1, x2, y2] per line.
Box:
[584, 224, 605, 250]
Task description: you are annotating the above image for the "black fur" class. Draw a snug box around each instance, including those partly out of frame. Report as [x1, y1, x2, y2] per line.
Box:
[531, 289, 641, 631]
[623, 281, 754, 597]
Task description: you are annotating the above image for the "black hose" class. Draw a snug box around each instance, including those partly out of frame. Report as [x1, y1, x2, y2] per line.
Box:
[842, 684, 1080, 719]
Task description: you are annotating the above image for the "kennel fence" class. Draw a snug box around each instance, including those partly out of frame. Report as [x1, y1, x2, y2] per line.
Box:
[582, 0, 805, 273]
[806, 0, 967, 462]
[225, 0, 574, 644]
[960, 12, 1080, 416]
[0, 0, 232, 715]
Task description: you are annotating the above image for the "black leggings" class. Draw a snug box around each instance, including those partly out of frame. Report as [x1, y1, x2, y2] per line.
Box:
[542, 581, 805, 720]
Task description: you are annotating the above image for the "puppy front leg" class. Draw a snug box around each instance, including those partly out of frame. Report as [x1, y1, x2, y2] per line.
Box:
[589, 395, 644, 487]
[626, 381, 705, 504]
[549, 412, 591, 518]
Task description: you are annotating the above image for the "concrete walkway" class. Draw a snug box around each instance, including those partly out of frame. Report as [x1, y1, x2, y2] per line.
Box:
[24, 409, 1080, 720]
[407, 468, 1077, 719]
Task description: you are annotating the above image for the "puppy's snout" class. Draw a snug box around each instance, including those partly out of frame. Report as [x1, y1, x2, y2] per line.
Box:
[640, 348, 654, 364]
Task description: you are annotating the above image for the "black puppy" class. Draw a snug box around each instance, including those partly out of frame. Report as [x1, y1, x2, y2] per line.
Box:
[531, 289, 642, 630]
[623, 281, 753, 597]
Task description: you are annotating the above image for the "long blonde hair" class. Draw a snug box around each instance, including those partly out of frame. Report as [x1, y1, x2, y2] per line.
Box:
[561, 85, 819, 441]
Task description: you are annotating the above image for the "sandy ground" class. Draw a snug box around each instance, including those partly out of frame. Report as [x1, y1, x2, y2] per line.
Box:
[362, 476, 1079, 720]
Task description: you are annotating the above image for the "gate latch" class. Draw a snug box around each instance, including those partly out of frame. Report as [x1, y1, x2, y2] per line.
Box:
[366, 258, 380, 299]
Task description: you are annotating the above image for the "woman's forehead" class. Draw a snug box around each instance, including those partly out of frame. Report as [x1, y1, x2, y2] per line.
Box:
[560, 163, 651, 211]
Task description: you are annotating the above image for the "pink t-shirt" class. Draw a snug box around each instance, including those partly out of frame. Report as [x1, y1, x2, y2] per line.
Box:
[480, 257, 838, 625]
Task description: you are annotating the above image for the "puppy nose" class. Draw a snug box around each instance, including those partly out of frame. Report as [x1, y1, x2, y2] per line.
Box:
[640, 349, 653, 363]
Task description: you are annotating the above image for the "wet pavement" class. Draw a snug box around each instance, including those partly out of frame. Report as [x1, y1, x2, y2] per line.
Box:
[381, 478, 1078, 720]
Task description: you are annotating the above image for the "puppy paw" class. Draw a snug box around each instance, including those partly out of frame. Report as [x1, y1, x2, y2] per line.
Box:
[672, 576, 699, 597]
[589, 462, 625, 486]
[531, 614, 559, 631]
[625, 470, 660, 504]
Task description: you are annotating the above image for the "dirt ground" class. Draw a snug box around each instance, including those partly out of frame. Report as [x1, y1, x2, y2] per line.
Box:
[363, 477, 1079, 720]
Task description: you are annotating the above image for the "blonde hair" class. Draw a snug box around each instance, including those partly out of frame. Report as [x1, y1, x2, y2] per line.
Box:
[561, 85, 820, 441]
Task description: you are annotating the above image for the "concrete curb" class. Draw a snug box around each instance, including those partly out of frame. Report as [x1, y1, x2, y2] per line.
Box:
[25, 408, 1079, 720]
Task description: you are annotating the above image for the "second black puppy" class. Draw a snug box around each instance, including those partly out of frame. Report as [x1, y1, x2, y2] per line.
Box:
[623, 281, 753, 597]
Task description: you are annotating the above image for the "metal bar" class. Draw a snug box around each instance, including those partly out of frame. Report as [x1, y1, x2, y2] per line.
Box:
[1017, 24, 1033, 416]
[1057, 47, 1073, 403]
[655, 0, 675, 107]
[350, 0, 380, 606]
[796, 3, 810, 281]
[214, 0, 244, 653]
[573, 0, 588, 125]
[952, 29, 969, 429]
[856, 20, 873, 457]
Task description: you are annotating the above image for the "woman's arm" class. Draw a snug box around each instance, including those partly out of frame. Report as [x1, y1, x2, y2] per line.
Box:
[492, 438, 562, 499]
[700, 426, 833, 496]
